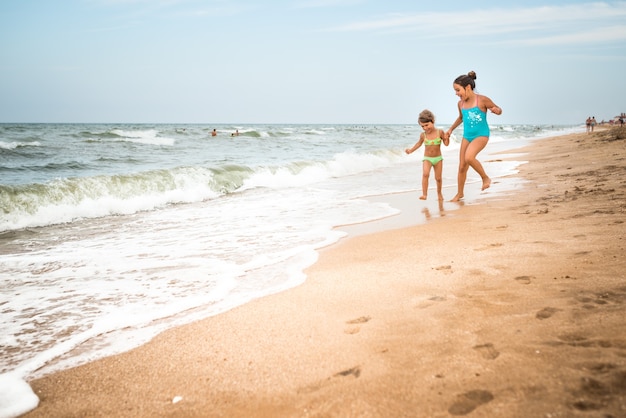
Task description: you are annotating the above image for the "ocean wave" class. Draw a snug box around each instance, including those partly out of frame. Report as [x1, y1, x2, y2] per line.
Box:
[0, 141, 42, 150]
[240, 148, 403, 190]
[0, 167, 222, 232]
[227, 127, 328, 137]
[303, 129, 327, 135]
[0, 148, 404, 232]
[111, 129, 176, 146]
[77, 128, 176, 146]
[224, 128, 292, 138]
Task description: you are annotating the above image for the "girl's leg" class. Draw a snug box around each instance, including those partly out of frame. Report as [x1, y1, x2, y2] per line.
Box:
[420, 160, 430, 200]
[433, 161, 444, 200]
[451, 140, 469, 202]
[465, 136, 491, 191]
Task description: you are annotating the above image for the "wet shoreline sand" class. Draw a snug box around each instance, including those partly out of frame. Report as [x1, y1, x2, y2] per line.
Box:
[25, 126, 626, 417]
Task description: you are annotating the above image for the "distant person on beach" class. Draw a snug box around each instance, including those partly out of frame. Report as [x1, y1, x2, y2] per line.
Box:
[211, 129, 217, 137]
[231, 130, 239, 137]
[591, 117, 597, 132]
[445, 71, 502, 202]
[405, 109, 450, 200]
[586, 117, 592, 133]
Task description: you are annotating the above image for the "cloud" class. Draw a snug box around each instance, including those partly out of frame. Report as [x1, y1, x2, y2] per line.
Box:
[514, 25, 626, 46]
[323, 2, 626, 45]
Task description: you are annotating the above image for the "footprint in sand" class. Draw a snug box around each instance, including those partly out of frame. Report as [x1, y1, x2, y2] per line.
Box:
[448, 390, 494, 415]
[297, 366, 361, 394]
[536, 307, 561, 320]
[346, 316, 371, 324]
[473, 343, 500, 360]
[415, 295, 447, 309]
[434, 265, 452, 274]
[344, 316, 371, 334]
[335, 366, 361, 378]
[514, 275, 534, 285]
[578, 362, 618, 374]
[568, 375, 624, 412]
[474, 243, 503, 251]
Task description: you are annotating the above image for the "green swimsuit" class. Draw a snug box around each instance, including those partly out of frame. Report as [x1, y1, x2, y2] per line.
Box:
[423, 134, 443, 166]
[423, 155, 443, 165]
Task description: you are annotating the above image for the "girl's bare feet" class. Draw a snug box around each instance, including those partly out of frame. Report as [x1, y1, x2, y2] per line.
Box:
[481, 177, 491, 191]
[419, 195, 427, 200]
[450, 193, 463, 202]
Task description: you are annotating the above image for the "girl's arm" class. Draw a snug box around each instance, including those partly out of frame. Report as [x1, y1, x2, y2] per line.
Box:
[405, 133, 425, 154]
[440, 129, 450, 146]
[480, 95, 502, 115]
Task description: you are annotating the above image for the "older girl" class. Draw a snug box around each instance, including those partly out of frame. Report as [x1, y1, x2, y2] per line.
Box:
[445, 71, 502, 202]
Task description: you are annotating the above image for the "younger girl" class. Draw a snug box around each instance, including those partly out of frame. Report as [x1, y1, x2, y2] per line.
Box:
[405, 109, 449, 200]
[445, 71, 502, 202]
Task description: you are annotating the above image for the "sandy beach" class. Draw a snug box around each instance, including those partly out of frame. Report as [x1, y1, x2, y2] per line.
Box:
[24, 126, 626, 417]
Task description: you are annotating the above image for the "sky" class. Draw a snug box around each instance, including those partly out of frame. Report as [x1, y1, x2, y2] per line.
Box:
[1, 0, 625, 125]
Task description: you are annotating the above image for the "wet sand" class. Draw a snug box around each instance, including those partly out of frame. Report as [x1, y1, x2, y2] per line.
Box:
[25, 126, 626, 417]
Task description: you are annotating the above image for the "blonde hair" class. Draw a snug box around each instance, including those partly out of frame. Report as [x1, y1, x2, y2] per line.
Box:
[418, 109, 435, 124]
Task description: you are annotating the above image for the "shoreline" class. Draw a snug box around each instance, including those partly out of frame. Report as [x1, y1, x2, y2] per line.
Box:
[335, 148, 529, 240]
[22, 127, 626, 417]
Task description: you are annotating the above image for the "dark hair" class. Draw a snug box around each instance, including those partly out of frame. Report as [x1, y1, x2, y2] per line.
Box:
[454, 71, 477, 90]
[418, 109, 435, 124]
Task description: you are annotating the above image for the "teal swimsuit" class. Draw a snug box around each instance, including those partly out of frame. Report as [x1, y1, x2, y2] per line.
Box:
[462, 95, 489, 142]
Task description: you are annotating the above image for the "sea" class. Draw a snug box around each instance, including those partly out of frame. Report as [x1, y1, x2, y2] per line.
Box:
[0, 122, 583, 417]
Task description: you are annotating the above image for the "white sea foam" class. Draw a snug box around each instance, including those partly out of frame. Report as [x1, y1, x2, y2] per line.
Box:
[0, 373, 39, 418]
[0, 141, 41, 150]
[110, 128, 175, 146]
